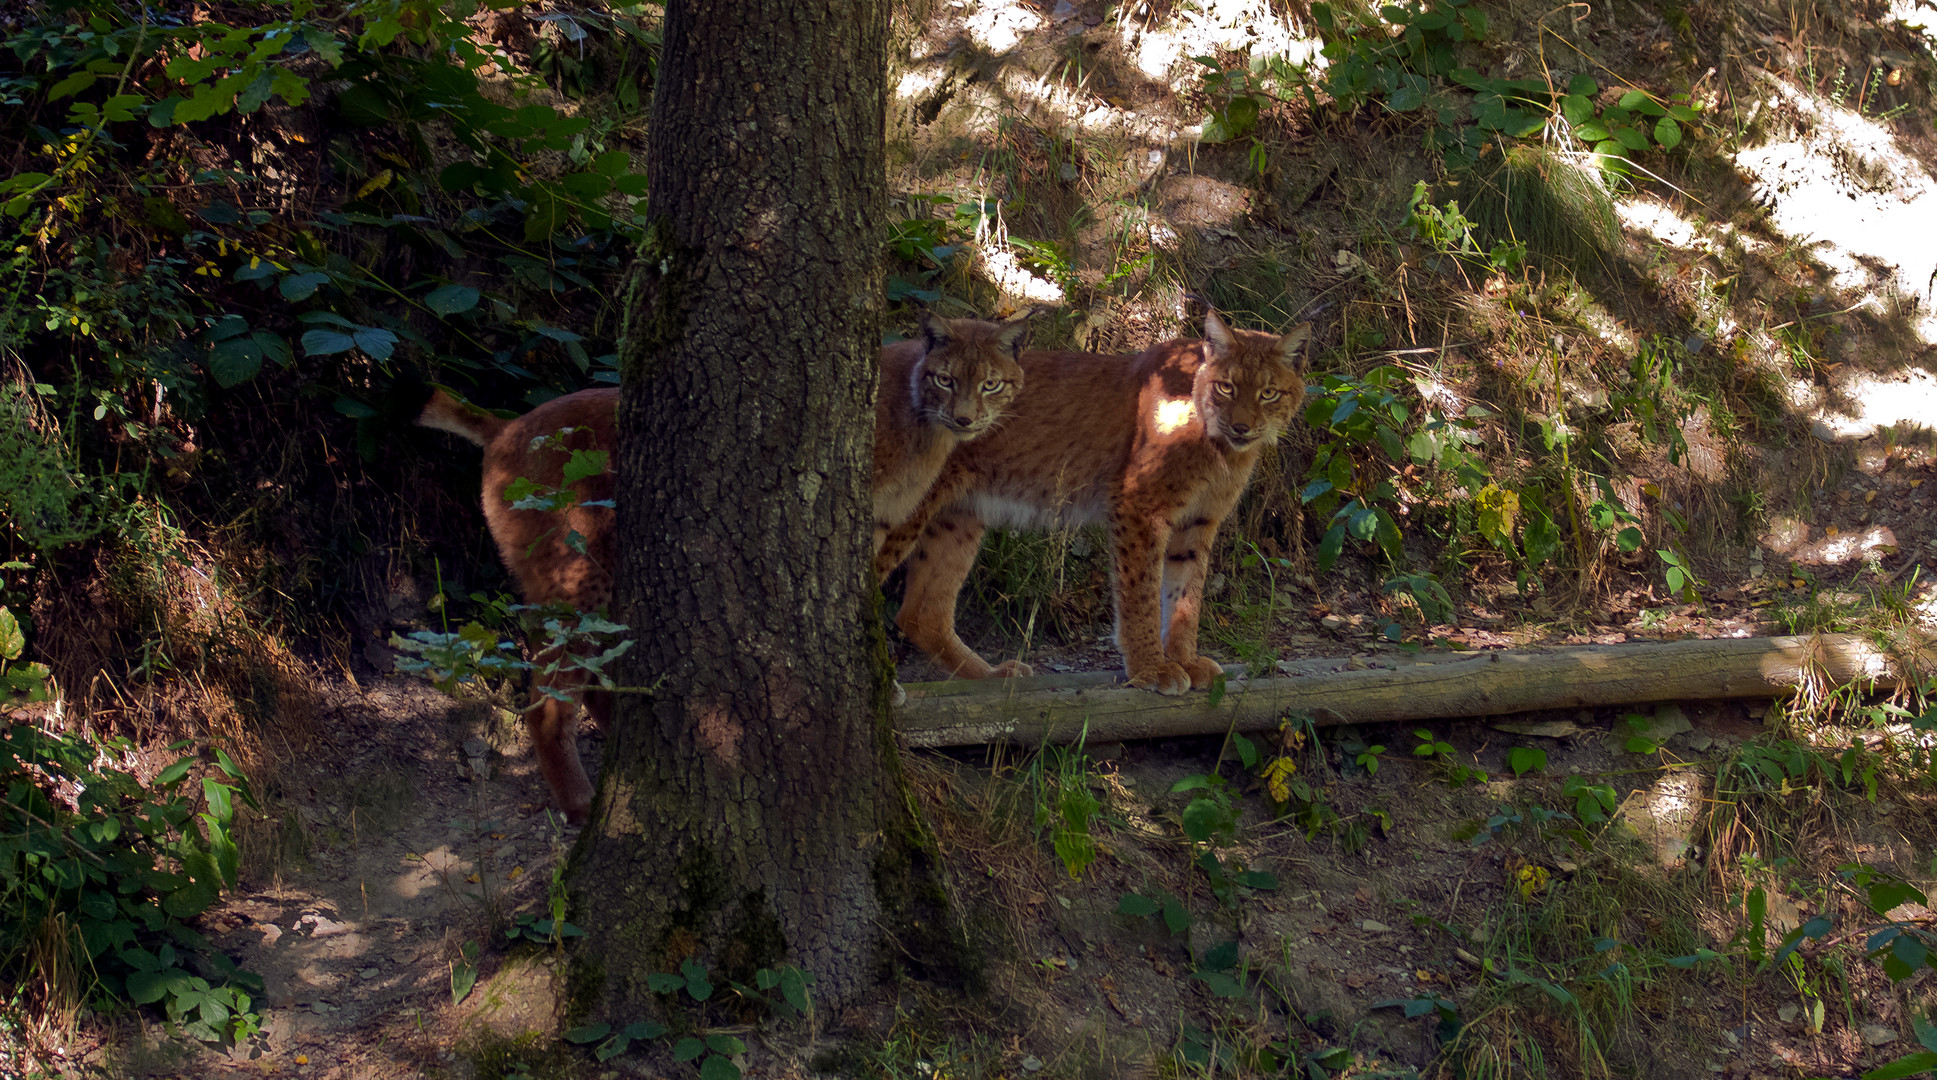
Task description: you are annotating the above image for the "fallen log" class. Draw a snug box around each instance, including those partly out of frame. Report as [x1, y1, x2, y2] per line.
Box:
[894, 632, 1936, 749]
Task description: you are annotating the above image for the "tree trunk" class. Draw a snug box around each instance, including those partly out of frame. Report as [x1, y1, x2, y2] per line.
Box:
[894, 632, 1935, 747]
[571, 0, 908, 1015]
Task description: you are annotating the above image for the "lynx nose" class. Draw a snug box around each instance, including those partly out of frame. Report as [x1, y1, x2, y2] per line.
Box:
[1230, 422, 1253, 437]
[954, 413, 975, 427]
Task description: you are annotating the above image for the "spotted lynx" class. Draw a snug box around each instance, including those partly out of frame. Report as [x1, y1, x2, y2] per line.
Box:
[415, 310, 1033, 821]
[878, 310, 1312, 694]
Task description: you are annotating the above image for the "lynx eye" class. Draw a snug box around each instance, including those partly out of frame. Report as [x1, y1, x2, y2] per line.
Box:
[1259, 388, 1281, 403]
[980, 378, 1005, 394]
[929, 373, 955, 389]
[1213, 381, 1235, 397]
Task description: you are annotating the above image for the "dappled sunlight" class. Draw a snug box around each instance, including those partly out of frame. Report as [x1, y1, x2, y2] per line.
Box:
[1811, 367, 1937, 440]
[1731, 72, 1937, 343]
[1614, 199, 1704, 250]
[963, 1, 1041, 52]
[1153, 397, 1195, 433]
[980, 246, 1067, 304]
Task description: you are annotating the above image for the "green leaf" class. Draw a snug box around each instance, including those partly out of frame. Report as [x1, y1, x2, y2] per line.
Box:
[647, 971, 685, 994]
[565, 1023, 610, 1043]
[699, 1054, 742, 1080]
[1237, 869, 1279, 889]
[125, 968, 170, 1004]
[1567, 73, 1597, 95]
[778, 967, 810, 1015]
[1654, 115, 1682, 150]
[0, 607, 23, 661]
[1560, 93, 1595, 128]
[279, 272, 330, 301]
[706, 1035, 747, 1055]
[301, 329, 357, 356]
[1180, 798, 1223, 843]
[1192, 969, 1246, 997]
[162, 879, 219, 918]
[48, 72, 98, 100]
[1864, 1051, 1937, 1080]
[1161, 897, 1190, 934]
[157, 756, 195, 785]
[1117, 894, 1159, 917]
[425, 284, 481, 316]
[208, 338, 263, 388]
[681, 958, 715, 1001]
[1507, 747, 1546, 776]
[672, 1037, 707, 1063]
[624, 1020, 668, 1040]
[1612, 124, 1651, 151]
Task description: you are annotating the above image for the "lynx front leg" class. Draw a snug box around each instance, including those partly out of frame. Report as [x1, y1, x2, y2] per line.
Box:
[1161, 516, 1223, 689]
[896, 506, 1034, 679]
[526, 662, 595, 824]
[1111, 511, 1194, 695]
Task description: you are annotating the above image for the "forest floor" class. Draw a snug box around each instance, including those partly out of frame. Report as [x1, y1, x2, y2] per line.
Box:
[41, 482, 1937, 1080]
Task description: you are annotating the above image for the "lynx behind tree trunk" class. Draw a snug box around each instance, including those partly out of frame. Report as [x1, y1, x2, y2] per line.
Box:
[414, 311, 1035, 822]
[879, 310, 1312, 694]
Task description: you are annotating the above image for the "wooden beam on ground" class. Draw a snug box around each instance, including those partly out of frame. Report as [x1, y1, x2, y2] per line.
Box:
[894, 632, 1936, 749]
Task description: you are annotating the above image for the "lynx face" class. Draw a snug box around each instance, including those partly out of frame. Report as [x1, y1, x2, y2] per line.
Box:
[912, 311, 1028, 440]
[1195, 315, 1312, 452]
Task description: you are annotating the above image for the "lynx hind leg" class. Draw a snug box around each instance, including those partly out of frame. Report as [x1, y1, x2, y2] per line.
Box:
[896, 507, 1032, 679]
[1161, 517, 1223, 689]
[527, 665, 595, 824]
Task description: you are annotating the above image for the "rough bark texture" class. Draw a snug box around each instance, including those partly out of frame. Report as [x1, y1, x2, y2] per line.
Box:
[894, 632, 1937, 747]
[572, 0, 902, 1014]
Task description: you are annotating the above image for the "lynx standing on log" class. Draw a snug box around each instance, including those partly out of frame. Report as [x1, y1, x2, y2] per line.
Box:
[878, 310, 1312, 695]
[414, 310, 1034, 822]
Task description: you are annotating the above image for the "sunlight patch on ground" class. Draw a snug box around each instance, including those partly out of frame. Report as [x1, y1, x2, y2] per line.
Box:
[1731, 71, 1937, 343]
[980, 246, 1068, 305]
[1811, 368, 1937, 440]
[1123, 0, 1319, 81]
[963, 1, 1041, 52]
[1614, 199, 1703, 250]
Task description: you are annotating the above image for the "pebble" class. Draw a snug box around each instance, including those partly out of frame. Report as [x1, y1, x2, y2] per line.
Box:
[1862, 1024, 1898, 1046]
[1361, 919, 1390, 933]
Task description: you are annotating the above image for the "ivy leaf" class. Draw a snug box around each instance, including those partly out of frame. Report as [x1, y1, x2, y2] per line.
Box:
[425, 284, 481, 316]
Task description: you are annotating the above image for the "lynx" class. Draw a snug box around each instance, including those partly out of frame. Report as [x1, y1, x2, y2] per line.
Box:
[416, 309, 1033, 821]
[877, 310, 1312, 695]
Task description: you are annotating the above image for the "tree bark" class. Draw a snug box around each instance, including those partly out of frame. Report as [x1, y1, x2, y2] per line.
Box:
[894, 632, 1936, 747]
[572, 0, 907, 1015]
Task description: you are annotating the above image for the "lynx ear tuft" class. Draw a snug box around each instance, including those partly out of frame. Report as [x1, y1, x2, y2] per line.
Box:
[995, 307, 1038, 355]
[918, 310, 951, 351]
[1277, 322, 1314, 372]
[1203, 308, 1235, 356]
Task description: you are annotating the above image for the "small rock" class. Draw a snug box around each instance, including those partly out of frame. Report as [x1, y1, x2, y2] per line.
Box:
[1686, 732, 1715, 752]
[1021, 1055, 1045, 1072]
[1777, 1004, 1799, 1023]
[462, 737, 489, 758]
[359, 967, 379, 980]
[1361, 919, 1390, 933]
[1321, 615, 1348, 631]
[1862, 1024, 1898, 1046]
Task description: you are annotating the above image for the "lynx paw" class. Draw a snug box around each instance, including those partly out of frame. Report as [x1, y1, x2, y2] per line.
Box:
[1128, 660, 1193, 695]
[1181, 656, 1223, 689]
[991, 659, 1035, 678]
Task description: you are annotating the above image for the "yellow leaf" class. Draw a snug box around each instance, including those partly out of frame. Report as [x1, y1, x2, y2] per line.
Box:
[507, 866, 525, 880]
[465, 872, 480, 884]
[1825, 525, 1840, 537]
[295, 1054, 309, 1065]
[356, 169, 394, 198]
